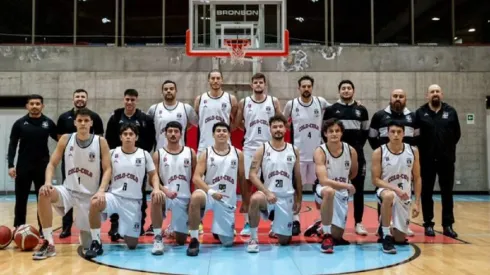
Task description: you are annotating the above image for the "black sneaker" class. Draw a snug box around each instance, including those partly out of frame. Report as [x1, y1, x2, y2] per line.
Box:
[85, 240, 104, 259]
[186, 238, 200, 257]
[144, 224, 155, 236]
[304, 220, 321, 237]
[425, 226, 436, 237]
[59, 226, 71, 239]
[443, 226, 458, 238]
[382, 235, 396, 254]
[292, 220, 301, 236]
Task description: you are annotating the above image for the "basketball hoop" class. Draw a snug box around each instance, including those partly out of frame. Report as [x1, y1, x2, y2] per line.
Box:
[224, 39, 252, 65]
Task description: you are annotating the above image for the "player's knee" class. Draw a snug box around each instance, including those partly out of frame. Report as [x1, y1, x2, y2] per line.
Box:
[190, 191, 205, 205]
[125, 236, 139, 249]
[90, 199, 102, 212]
[250, 192, 264, 207]
[382, 191, 395, 203]
[321, 187, 335, 200]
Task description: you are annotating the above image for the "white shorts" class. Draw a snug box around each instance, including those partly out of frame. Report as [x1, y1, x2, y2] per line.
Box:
[376, 188, 411, 234]
[314, 185, 349, 229]
[52, 185, 92, 232]
[164, 196, 190, 234]
[244, 149, 261, 180]
[104, 193, 143, 238]
[258, 191, 294, 236]
[300, 161, 316, 185]
[197, 189, 236, 237]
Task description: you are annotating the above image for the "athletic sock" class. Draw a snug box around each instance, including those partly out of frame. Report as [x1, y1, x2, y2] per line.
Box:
[90, 228, 101, 243]
[154, 228, 162, 236]
[43, 227, 54, 245]
[382, 226, 391, 237]
[293, 214, 300, 222]
[190, 230, 199, 239]
[250, 227, 258, 240]
[322, 224, 332, 235]
[244, 213, 249, 224]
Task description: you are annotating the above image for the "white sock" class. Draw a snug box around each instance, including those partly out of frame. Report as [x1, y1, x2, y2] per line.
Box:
[43, 227, 54, 245]
[293, 214, 300, 222]
[243, 214, 249, 224]
[322, 224, 331, 235]
[190, 229, 199, 239]
[90, 228, 101, 242]
[382, 226, 391, 236]
[154, 228, 162, 236]
[250, 227, 258, 240]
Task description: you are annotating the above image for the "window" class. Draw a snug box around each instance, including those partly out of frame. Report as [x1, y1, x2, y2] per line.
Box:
[287, 0, 325, 45]
[334, 0, 371, 44]
[0, 0, 32, 44]
[165, 0, 189, 45]
[78, 0, 116, 45]
[414, 0, 452, 44]
[36, 0, 74, 44]
[455, 1, 490, 45]
[374, 0, 411, 44]
[125, 0, 163, 45]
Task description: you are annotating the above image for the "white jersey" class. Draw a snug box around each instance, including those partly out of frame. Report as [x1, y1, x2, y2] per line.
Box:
[63, 134, 101, 195]
[204, 146, 239, 206]
[158, 146, 193, 199]
[380, 143, 414, 195]
[198, 92, 232, 152]
[243, 95, 276, 152]
[289, 96, 325, 162]
[319, 142, 352, 196]
[261, 142, 297, 196]
[109, 147, 154, 200]
[151, 102, 189, 149]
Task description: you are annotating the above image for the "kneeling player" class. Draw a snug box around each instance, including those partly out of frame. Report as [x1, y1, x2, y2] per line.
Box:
[313, 119, 358, 253]
[33, 108, 112, 260]
[247, 115, 302, 252]
[151, 121, 197, 250]
[85, 123, 164, 259]
[186, 122, 247, 257]
[371, 121, 421, 254]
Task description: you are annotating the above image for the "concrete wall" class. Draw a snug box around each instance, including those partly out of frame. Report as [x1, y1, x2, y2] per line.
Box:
[0, 45, 488, 191]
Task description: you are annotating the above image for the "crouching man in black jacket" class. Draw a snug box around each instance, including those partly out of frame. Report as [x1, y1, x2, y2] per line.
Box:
[416, 84, 461, 238]
[105, 89, 156, 240]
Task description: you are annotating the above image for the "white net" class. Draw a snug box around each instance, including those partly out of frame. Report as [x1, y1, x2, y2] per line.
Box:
[224, 39, 251, 65]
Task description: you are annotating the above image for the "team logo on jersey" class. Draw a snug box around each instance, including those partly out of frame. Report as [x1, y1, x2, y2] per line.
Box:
[69, 146, 74, 157]
[442, 112, 449, 119]
[344, 160, 350, 169]
[136, 158, 142, 166]
[184, 158, 190, 167]
[406, 115, 412, 122]
[385, 157, 390, 162]
[89, 152, 96, 162]
[406, 158, 412, 167]
[177, 113, 182, 119]
[221, 103, 227, 110]
[210, 157, 216, 167]
[41, 121, 49, 129]
[287, 155, 294, 163]
[133, 222, 140, 232]
[314, 109, 320, 117]
[266, 152, 270, 157]
[295, 108, 300, 116]
[115, 154, 118, 158]
[230, 159, 237, 169]
[265, 106, 272, 113]
[203, 100, 208, 104]
[355, 110, 361, 117]
[247, 103, 252, 109]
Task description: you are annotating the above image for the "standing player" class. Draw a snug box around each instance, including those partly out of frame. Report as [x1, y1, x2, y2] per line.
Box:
[320, 80, 370, 236]
[313, 119, 358, 253]
[283, 75, 329, 235]
[186, 122, 247, 257]
[152, 121, 197, 247]
[371, 121, 421, 254]
[147, 80, 198, 149]
[8, 95, 57, 235]
[246, 115, 302, 252]
[33, 108, 112, 260]
[194, 70, 238, 157]
[235, 73, 282, 236]
[85, 123, 164, 258]
[56, 89, 104, 238]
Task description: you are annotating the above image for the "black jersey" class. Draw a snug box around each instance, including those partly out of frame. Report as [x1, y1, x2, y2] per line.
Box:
[368, 106, 418, 150]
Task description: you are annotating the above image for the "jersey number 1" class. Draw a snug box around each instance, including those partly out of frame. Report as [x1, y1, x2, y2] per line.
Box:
[123, 183, 128, 191]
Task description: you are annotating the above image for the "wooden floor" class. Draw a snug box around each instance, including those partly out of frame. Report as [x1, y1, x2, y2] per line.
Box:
[1, 197, 489, 275]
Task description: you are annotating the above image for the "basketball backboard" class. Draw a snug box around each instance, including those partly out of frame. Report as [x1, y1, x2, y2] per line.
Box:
[186, 0, 289, 59]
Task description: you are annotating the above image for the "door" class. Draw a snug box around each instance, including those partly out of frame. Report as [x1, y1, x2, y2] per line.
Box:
[0, 109, 28, 193]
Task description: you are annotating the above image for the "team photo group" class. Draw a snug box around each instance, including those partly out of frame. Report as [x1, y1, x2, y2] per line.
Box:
[8, 70, 461, 261]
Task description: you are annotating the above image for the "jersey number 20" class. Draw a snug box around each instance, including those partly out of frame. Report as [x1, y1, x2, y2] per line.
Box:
[275, 179, 283, 188]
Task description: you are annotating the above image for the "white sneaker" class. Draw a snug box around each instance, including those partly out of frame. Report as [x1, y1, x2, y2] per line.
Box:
[247, 239, 259, 253]
[407, 227, 414, 237]
[240, 223, 251, 236]
[151, 235, 164, 255]
[355, 223, 368, 236]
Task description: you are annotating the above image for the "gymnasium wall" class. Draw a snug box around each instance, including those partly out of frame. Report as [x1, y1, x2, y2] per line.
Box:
[0, 45, 489, 192]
